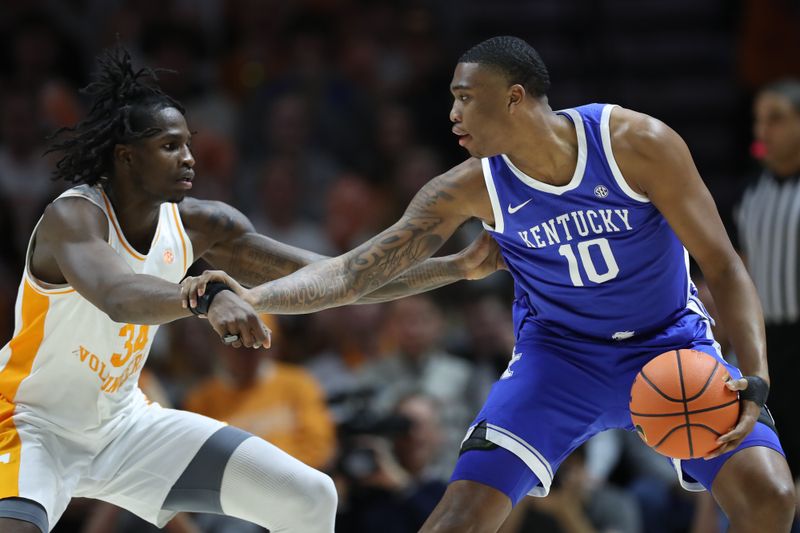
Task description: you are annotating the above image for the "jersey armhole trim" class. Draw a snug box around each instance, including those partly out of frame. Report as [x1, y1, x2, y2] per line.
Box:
[170, 203, 194, 272]
[481, 158, 504, 233]
[600, 105, 650, 203]
[24, 192, 112, 295]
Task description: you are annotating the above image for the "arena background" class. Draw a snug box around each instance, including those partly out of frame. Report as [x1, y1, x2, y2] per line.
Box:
[0, 1, 798, 532]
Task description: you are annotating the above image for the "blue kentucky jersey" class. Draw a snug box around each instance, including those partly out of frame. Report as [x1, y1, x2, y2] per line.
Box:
[484, 104, 706, 340]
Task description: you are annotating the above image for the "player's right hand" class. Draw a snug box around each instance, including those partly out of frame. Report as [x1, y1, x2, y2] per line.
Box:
[705, 376, 760, 459]
[205, 290, 271, 349]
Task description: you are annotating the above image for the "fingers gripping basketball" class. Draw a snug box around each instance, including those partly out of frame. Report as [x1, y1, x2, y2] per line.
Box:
[630, 349, 739, 459]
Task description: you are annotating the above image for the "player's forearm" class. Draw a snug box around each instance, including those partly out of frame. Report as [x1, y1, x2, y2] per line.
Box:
[102, 275, 192, 324]
[213, 233, 463, 303]
[204, 233, 326, 287]
[355, 255, 465, 304]
[245, 259, 360, 314]
[705, 260, 769, 383]
[246, 216, 449, 313]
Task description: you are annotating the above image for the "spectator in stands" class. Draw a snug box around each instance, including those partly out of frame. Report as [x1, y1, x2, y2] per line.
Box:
[358, 295, 477, 479]
[185, 331, 336, 470]
[336, 392, 449, 533]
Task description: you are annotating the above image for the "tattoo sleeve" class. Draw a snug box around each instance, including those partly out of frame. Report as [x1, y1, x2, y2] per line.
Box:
[246, 177, 468, 314]
[205, 233, 326, 288]
[355, 256, 464, 304]
[208, 230, 468, 303]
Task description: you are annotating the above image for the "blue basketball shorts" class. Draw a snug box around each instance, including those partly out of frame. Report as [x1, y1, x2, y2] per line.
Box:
[451, 311, 784, 505]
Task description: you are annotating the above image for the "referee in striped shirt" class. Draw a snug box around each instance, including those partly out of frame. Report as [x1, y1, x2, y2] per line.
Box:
[735, 79, 800, 479]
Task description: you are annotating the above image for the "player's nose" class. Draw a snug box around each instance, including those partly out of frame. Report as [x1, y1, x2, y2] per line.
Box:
[182, 146, 195, 168]
[449, 103, 461, 123]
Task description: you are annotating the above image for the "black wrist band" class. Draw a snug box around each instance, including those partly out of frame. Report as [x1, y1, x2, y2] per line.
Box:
[739, 375, 769, 407]
[190, 282, 232, 316]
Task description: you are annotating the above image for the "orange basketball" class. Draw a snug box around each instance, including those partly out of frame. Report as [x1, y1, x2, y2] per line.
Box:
[629, 349, 739, 459]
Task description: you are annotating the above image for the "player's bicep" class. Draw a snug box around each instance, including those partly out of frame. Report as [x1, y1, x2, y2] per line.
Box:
[341, 173, 470, 280]
[40, 201, 138, 308]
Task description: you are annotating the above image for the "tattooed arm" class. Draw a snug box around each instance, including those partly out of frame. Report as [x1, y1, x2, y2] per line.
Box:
[181, 164, 499, 304]
[237, 159, 489, 314]
[355, 232, 504, 303]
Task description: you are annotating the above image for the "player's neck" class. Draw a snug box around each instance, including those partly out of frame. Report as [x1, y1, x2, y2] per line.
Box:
[102, 180, 161, 248]
[504, 108, 579, 187]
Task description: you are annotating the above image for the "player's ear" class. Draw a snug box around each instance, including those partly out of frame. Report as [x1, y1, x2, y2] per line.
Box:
[508, 84, 525, 112]
[113, 144, 133, 166]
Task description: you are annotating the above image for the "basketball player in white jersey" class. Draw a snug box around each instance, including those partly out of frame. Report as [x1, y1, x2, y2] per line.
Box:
[0, 48, 499, 533]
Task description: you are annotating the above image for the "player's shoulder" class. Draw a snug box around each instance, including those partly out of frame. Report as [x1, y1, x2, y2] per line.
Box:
[432, 157, 486, 196]
[178, 196, 222, 219]
[432, 157, 483, 188]
[39, 193, 108, 242]
[608, 106, 684, 161]
[406, 157, 486, 217]
[178, 197, 254, 236]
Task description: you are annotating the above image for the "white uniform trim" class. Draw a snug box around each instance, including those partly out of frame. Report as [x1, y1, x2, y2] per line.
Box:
[670, 318, 722, 493]
[481, 157, 505, 234]
[485, 423, 554, 497]
[671, 457, 706, 492]
[600, 105, 650, 203]
[499, 108, 588, 196]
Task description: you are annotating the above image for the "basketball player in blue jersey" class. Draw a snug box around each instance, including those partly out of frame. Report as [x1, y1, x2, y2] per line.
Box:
[186, 36, 796, 531]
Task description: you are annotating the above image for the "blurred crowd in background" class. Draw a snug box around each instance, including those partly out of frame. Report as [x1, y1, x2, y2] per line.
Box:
[1, 0, 799, 532]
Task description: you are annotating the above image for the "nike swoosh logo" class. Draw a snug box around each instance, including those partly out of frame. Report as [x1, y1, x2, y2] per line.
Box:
[507, 199, 532, 214]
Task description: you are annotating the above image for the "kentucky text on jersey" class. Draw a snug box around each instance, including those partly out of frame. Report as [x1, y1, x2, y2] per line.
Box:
[517, 209, 632, 249]
[483, 104, 708, 340]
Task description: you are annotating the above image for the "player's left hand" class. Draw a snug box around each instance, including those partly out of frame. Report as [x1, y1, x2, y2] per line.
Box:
[459, 232, 507, 280]
[705, 376, 760, 459]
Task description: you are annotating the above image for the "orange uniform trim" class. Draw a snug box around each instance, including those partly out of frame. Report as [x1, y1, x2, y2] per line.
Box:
[24, 278, 75, 296]
[170, 204, 188, 272]
[0, 280, 50, 496]
[100, 191, 145, 261]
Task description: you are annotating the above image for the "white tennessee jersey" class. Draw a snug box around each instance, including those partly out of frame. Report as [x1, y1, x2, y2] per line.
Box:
[0, 184, 193, 439]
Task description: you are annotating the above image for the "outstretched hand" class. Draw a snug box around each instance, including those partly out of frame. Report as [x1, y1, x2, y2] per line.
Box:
[705, 376, 759, 459]
[181, 270, 247, 311]
[182, 271, 268, 349]
[459, 232, 507, 280]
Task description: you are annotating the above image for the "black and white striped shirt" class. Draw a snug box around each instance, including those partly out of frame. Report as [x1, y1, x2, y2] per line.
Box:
[735, 171, 800, 324]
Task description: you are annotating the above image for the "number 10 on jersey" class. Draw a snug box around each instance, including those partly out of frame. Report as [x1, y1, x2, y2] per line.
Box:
[558, 238, 619, 286]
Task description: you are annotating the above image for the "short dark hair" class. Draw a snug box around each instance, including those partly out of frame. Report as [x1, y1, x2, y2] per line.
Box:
[46, 46, 184, 185]
[459, 36, 550, 97]
[761, 79, 800, 113]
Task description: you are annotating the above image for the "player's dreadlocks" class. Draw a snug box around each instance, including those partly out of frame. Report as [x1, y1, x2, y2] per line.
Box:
[47, 46, 184, 186]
